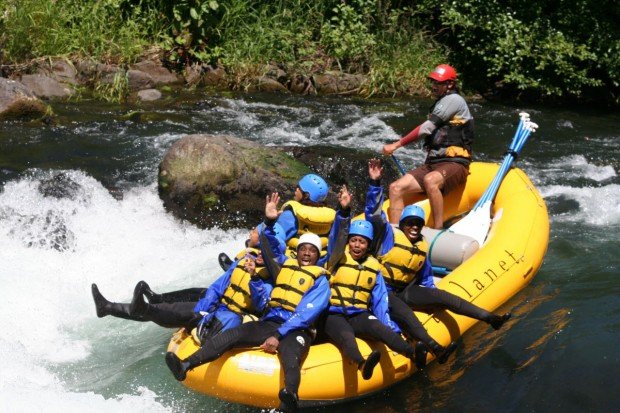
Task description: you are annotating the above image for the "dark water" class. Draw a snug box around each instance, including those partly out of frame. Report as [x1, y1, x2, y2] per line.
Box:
[1, 91, 618, 412]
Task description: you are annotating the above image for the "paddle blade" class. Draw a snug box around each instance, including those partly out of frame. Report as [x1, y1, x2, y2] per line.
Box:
[448, 200, 492, 246]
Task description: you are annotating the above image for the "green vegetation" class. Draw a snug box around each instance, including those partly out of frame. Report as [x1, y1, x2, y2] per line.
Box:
[0, 0, 165, 64]
[0, 0, 617, 103]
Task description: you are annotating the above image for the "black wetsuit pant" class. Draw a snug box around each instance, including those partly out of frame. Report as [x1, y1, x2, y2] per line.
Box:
[323, 312, 413, 365]
[186, 320, 312, 395]
[388, 291, 438, 347]
[143, 301, 199, 328]
[398, 284, 493, 322]
[143, 287, 206, 328]
[150, 288, 205, 304]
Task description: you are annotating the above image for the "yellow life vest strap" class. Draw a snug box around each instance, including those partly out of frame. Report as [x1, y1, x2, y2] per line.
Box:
[221, 294, 247, 314]
[339, 262, 378, 275]
[393, 242, 427, 256]
[273, 282, 308, 297]
[269, 296, 300, 311]
[382, 263, 416, 290]
[281, 264, 322, 280]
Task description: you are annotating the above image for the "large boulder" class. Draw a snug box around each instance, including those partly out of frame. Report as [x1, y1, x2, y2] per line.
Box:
[158, 135, 311, 229]
[0, 78, 47, 119]
[158, 135, 402, 229]
[313, 71, 366, 95]
[131, 60, 182, 85]
[20, 74, 74, 99]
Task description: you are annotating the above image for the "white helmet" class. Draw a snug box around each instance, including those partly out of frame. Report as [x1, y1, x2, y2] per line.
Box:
[297, 233, 322, 253]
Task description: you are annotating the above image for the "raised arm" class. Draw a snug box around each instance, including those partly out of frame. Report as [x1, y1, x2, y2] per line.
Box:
[325, 185, 352, 271]
[260, 192, 286, 278]
[365, 158, 392, 256]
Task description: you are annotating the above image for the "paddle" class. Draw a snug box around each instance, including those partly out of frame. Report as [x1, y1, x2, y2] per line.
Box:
[448, 114, 538, 245]
[391, 154, 407, 176]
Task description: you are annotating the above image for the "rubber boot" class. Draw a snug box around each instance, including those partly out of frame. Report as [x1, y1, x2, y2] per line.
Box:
[428, 339, 458, 364]
[278, 388, 299, 413]
[91, 284, 135, 320]
[129, 281, 150, 316]
[133, 280, 163, 304]
[358, 350, 381, 380]
[413, 341, 428, 369]
[488, 312, 511, 330]
[165, 352, 191, 381]
[218, 253, 233, 272]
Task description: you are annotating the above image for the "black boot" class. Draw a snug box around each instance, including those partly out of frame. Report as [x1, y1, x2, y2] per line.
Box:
[165, 352, 190, 381]
[91, 284, 110, 318]
[133, 280, 163, 303]
[130, 281, 150, 316]
[278, 388, 299, 412]
[218, 253, 233, 272]
[413, 341, 428, 369]
[428, 340, 458, 364]
[358, 350, 381, 380]
[91, 284, 135, 320]
[488, 312, 511, 330]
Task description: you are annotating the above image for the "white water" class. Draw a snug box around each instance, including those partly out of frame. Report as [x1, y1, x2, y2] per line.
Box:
[0, 170, 246, 412]
[1, 97, 618, 412]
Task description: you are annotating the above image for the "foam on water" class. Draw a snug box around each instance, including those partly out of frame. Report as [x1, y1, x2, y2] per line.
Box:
[540, 183, 620, 227]
[0, 170, 246, 411]
[544, 155, 617, 182]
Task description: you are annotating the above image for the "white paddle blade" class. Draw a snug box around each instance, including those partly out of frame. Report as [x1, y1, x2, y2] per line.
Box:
[519, 112, 530, 122]
[448, 200, 492, 246]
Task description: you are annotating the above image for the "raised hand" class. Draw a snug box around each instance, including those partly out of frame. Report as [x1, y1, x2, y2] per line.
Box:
[338, 185, 352, 210]
[265, 192, 280, 220]
[368, 158, 383, 180]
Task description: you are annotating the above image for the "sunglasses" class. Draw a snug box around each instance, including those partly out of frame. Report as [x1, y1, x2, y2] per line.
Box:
[400, 218, 424, 228]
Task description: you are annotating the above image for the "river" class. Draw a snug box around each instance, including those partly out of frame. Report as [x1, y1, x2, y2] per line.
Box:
[1, 92, 618, 412]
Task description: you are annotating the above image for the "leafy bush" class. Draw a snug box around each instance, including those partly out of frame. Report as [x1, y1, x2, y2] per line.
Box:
[0, 0, 165, 64]
[411, 0, 618, 101]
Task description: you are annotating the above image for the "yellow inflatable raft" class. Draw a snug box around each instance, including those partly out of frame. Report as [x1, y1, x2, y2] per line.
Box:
[166, 162, 549, 408]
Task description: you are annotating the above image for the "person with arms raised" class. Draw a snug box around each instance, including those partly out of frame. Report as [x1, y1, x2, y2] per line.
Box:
[320, 187, 419, 379]
[165, 192, 331, 413]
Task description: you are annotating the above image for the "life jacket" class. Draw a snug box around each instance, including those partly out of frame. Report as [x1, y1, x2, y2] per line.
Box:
[329, 252, 381, 311]
[424, 90, 474, 166]
[378, 231, 428, 291]
[281, 200, 336, 253]
[268, 258, 327, 312]
[220, 253, 270, 315]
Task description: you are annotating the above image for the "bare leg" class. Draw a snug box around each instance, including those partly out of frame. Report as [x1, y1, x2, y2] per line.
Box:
[388, 174, 424, 224]
[422, 171, 445, 229]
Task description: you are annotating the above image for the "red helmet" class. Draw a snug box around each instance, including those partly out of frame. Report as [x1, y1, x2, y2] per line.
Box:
[428, 64, 458, 82]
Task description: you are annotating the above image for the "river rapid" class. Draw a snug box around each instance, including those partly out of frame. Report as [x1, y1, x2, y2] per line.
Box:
[0, 92, 618, 412]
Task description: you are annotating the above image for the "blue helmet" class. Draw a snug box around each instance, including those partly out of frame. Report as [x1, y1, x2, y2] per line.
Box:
[349, 220, 374, 241]
[298, 174, 329, 203]
[399, 205, 426, 224]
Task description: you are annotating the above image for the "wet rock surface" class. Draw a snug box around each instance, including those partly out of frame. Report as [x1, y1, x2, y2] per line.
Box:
[158, 135, 400, 229]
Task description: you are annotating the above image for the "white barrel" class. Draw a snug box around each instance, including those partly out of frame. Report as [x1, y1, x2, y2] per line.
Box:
[422, 227, 479, 270]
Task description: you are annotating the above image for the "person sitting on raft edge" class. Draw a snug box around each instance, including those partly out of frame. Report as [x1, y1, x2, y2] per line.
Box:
[382, 63, 474, 229]
[217, 173, 336, 272]
[91, 223, 286, 342]
[320, 189, 423, 379]
[165, 192, 332, 413]
[276, 173, 336, 258]
[364, 158, 511, 365]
